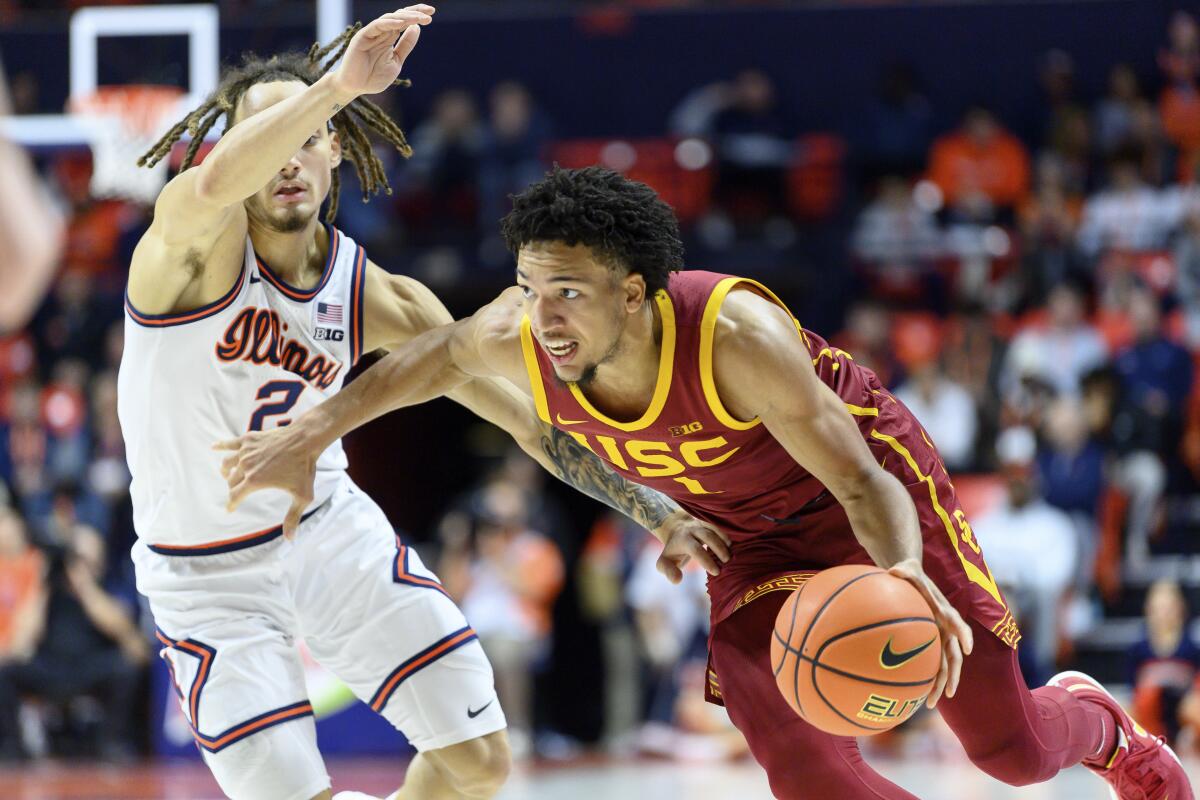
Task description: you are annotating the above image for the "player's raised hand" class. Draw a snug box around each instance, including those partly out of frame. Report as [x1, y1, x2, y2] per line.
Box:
[330, 5, 436, 98]
[214, 426, 318, 539]
[887, 559, 974, 709]
[654, 510, 732, 583]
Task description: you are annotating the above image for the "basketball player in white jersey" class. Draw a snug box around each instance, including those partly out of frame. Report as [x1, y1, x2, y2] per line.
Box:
[118, 8, 716, 800]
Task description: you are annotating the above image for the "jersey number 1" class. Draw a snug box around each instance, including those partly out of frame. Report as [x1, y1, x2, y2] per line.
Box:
[249, 380, 304, 431]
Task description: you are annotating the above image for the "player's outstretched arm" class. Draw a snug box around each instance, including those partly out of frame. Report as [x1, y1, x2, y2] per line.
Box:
[188, 6, 433, 211]
[711, 290, 973, 709]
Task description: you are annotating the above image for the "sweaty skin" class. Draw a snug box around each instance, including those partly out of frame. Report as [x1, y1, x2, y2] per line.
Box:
[218, 241, 973, 709]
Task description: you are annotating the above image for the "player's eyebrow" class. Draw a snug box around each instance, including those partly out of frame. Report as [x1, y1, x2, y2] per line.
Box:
[515, 268, 583, 283]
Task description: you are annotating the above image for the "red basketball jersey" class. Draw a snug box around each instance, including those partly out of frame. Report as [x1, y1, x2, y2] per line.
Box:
[521, 270, 1014, 644]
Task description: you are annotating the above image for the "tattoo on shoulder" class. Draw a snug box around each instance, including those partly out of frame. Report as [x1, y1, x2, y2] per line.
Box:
[539, 425, 676, 530]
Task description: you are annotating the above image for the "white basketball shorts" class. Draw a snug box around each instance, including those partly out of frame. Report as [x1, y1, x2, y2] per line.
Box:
[132, 476, 505, 800]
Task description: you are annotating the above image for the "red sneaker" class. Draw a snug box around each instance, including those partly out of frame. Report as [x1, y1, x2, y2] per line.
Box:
[1048, 670, 1193, 800]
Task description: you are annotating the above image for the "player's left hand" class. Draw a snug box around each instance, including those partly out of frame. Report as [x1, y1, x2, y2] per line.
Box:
[887, 559, 974, 709]
[215, 425, 318, 538]
[654, 510, 732, 584]
[330, 5, 436, 98]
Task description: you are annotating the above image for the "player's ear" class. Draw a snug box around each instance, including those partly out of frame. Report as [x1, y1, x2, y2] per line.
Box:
[622, 271, 646, 313]
[328, 129, 343, 169]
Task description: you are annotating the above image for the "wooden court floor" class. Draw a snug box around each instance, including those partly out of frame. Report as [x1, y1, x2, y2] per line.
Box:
[2, 755, 1198, 799]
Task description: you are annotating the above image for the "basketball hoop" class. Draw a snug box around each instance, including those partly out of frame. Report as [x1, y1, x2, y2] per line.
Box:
[68, 85, 186, 204]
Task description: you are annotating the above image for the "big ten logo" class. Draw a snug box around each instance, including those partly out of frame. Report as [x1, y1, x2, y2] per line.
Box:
[668, 421, 703, 437]
[314, 327, 345, 342]
[857, 693, 926, 725]
[568, 432, 738, 495]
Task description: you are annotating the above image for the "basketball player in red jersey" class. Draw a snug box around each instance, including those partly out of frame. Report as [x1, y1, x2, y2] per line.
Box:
[219, 167, 1191, 800]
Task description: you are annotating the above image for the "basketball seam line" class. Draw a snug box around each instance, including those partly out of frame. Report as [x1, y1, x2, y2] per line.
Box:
[792, 570, 884, 729]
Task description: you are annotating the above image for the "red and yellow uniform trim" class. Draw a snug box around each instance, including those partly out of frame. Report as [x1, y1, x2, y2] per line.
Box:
[156, 628, 314, 753]
[698, 276, 808, 431]
[519, 289, 677, 432]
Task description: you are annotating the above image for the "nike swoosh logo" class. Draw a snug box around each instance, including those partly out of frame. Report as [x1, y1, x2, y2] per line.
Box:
[555, 413, 588, 426]
[880, 636, 937, 669]
[249, 275, 261, 284]
[467, 699, 494, 719]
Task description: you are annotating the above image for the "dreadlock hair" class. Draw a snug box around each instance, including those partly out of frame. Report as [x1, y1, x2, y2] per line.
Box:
[500, 166, 685, 298]
[139, 23, 412, 222]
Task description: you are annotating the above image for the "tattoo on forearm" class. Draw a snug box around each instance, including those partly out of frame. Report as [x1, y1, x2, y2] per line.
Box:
[540, 425, 677, 529]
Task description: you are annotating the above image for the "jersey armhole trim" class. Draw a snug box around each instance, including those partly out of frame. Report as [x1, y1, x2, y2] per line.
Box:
[520, 315, 553, 424]
[699, 276, 805, 431]
[350, 244, 367, 365]
[125, 261, 247, 328]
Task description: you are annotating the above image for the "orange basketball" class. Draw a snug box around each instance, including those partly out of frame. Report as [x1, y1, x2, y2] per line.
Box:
[770, 564, 941, 736]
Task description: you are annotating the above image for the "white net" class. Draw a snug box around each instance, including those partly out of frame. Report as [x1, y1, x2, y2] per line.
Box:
[68, 85, 186, 205]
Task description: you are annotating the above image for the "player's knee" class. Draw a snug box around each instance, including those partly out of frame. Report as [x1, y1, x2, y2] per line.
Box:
[429, 730, 512, 798]
[963, 737, 1055, 787]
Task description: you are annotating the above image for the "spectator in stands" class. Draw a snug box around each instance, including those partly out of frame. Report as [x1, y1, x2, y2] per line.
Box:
[670, 70, 791, 227]
[856, 62, 934, 180]
[1130, 579, 1200, 746]
[0, 508, 43, 664]
[941, 302, 1008, 465]
[1036, 396, 1105, 587]
[1077, 149, 1176, 262]
[4, 381, 48, 502]
[1160, 11, 1200, 170]
[478, 81, 552, 239]
[403, 88, 486, 240]
[1037, 50, 1090, 197]
[850, 175, 942, 303]
[449, 478, 564, 759]
[625, 537, 709, 750]
[893, 334, 978, 472]
[1094, 63, 1150, 158]
[832, 299, 904, 388]
[927, 105, 1030, 215]
[0, 524, 146, 762]
[1002, 280, 1108, 405]
[1014, 158, 1083, 312]
[1110, 283, 1193, 566]
[972, 427, 1078, 685]
[1173, 202, 1200, 345]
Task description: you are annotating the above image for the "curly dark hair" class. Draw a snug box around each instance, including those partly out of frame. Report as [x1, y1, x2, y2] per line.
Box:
[500, 166, 685, 297]
[138, 24, 412, 222]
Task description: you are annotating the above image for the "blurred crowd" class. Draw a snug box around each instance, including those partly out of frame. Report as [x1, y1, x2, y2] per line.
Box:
[9, 1, 1200, 769]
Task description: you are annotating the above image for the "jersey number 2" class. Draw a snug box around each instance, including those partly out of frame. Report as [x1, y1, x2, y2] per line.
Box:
[249, 380, 304, 431]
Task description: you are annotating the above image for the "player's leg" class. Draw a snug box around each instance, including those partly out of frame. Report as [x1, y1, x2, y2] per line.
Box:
[391, 730, 512, 800]
[293, 481, 510, 800]
[935, 616, 1109, 784]
[710, 591, 920, 800]
[135, 541, 332, 800]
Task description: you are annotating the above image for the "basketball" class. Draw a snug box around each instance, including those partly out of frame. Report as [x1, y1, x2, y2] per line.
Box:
[771, 565, 941, 737]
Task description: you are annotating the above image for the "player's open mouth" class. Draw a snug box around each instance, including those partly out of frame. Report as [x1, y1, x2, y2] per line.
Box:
[273, 184, 308, 204]
[542, 340, 577, 364]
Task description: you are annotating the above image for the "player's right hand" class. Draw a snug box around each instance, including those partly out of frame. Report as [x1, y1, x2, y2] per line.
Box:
[215, 426, 318, 538]
[654, 510, 732, 583]
[330, 5, 436, 99]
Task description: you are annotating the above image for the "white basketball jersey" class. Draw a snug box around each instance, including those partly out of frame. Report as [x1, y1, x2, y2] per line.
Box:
[118, 225, 367, 551]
